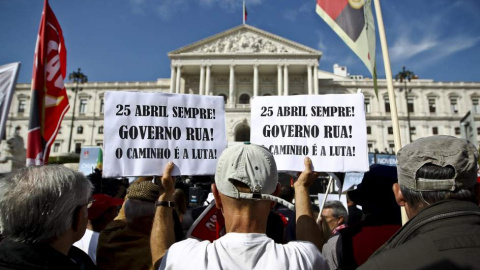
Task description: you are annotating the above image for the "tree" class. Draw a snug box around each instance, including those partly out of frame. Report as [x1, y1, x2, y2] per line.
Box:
[395, 67, 417, 143]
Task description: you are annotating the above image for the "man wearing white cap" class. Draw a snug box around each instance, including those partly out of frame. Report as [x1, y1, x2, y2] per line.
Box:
[151, 143, 328, 270]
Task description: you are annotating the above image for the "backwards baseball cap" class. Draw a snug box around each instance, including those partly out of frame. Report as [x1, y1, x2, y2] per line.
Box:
[215, 143, 278, 200]
[397, 135, 478, 192]
[88, 194, 124, 220]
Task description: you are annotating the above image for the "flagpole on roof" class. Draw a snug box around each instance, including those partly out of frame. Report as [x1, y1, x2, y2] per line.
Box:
[373, 0, 408, 224]
[243, 1, 246, 25]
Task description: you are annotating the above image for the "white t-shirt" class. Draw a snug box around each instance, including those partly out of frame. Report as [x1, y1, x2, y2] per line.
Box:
[159, 233, 328, 270]
[73, 229, 100, 264]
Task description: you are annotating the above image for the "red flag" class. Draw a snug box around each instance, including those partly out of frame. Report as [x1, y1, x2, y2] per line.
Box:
[27, 0, 69, 166]
[243, 1, 247, 24]
[186, 201, 225, 242]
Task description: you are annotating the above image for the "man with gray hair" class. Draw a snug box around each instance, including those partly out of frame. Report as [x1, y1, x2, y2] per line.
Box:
[0, 165, 95, 269]
[320, 200, 348, 270]
[151, 143, 328, 269]
[359, 136, 480, 270]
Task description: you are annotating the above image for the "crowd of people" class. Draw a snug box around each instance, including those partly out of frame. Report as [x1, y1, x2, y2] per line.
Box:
[0, 135, 479, 269]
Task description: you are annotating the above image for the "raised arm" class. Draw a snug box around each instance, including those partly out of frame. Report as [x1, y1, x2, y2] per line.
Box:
[150, 162, 175, 268]
[294, 157, 325, 251]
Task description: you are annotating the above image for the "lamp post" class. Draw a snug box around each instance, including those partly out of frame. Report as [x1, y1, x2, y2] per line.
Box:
[395, 67, 416, 143]
[68, 68, 87, 153]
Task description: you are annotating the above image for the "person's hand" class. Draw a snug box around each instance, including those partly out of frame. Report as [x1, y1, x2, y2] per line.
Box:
[159, 161, 175, 196]
[294, 157, 319, 189]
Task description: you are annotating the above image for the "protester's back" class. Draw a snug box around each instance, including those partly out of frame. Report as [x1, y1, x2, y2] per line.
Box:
[337, 165, 402, 269]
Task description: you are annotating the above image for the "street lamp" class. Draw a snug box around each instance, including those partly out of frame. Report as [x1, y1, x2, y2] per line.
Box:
[68, 68, 88, 153]
[395, 66, 416, 143]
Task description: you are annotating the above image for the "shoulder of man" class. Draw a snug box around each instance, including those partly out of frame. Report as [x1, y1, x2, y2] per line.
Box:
[159, 238, 209, 270]
[284, 240, 328, 269]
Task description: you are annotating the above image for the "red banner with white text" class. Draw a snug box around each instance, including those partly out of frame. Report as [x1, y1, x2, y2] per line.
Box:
[26, 0, 69, 166]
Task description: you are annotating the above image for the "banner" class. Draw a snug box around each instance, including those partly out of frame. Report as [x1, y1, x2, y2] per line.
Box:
[103, 92, 227, 177]
[27, 0, 69, 166]
[0, 62, 21, 140]
[78, 146, 102, 176]
[250, 94, 368, 172]
[375, 154, 396, 166]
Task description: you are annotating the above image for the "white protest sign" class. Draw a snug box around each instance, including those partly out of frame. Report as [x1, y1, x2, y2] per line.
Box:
[251, 94, 368, 172]
[318, 193, 348, 213]
[103, 92, 227, 177]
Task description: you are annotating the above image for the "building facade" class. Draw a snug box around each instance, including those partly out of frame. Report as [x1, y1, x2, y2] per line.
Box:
[4, 24, 480, 161]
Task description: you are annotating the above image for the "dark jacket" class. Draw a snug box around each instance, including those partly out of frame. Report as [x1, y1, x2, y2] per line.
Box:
[0, 239, 96, 270]
[359, 200, 480, 270]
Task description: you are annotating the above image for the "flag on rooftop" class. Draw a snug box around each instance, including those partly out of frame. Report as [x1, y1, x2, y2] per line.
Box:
[26, 0, 69, 166]
[243, 1, 248, 24]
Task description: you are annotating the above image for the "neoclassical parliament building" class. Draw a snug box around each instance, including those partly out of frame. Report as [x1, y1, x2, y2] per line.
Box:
[5, 24, 480, 159]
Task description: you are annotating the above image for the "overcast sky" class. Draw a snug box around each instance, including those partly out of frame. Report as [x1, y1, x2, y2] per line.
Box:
[1, 0, 479, 83]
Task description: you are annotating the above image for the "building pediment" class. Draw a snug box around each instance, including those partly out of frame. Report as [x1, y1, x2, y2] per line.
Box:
[169, 24, 321, 58]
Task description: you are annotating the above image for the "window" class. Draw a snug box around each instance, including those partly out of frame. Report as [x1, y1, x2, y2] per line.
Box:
[75, 143, 82, 154]
[455, 127, 460, 135]
[450, 98, 458, 114]
[366, 126, 371, 134]
[79, 99, 87, 114]
[428, 98, 436, 113]
[384, 97, 391, 113]
[407, 97, 414, 113]
[388, 142, 395, 153]
[388, 126, 393, 134]
[100, 98, 105, 114]
[477, 127, 480, 135]
[239, 94, 250, 104]
[432, 127, 438, 135]
[410, 127, 416, 135]
[98, 126, 104, 134]
[473, 98, 479, 114]
[96, 141, 103, 147]
[368, 143, 373, 152]
[53, 143, 60, 153]
[77, 126, 83, 134]
[263, 93, 271, 96]
[364, 98, 371, 114]
[17, 99, 26, 114]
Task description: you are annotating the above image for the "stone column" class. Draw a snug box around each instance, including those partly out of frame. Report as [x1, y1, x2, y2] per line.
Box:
[205, 65, 211, 95]
[199, 65, 205, 95]
[307, 64, 313, 95]
[283, 65, 289, 96]
[170, 65, 176, 93]
[253, 64, 259, 97]
[175, 65, 182, 94]
[277, 65, 283, 96]
[313, 62, 319, 95]
[229, 65, 235, 107]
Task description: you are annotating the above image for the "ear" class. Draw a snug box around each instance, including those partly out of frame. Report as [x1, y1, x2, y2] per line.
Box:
[337, 216, 345, 226]
[72, 206, 86, 232]
[393, 183, 406, 207]
[212, 183, 223, 210]
[270, 183, 281, 208]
